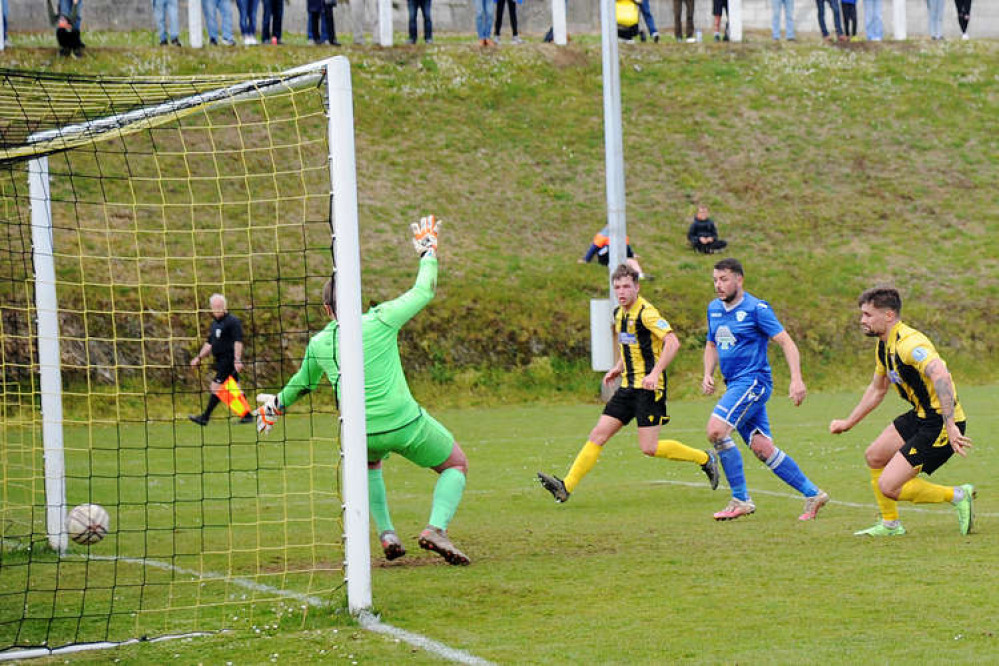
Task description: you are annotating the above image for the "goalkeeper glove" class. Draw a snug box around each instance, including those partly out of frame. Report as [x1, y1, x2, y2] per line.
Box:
[410, 215, 439, 258]
[255, 393, 284, 435]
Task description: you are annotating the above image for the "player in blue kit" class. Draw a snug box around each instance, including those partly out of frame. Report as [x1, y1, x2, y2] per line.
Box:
[702, 258, 829, 521]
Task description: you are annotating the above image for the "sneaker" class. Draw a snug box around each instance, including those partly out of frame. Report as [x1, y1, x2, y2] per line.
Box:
[639, 31, 647, 43]
[209, 38, 218, 46]
[171, 37, 182, 46]
[713, 498, 755, 521]
[494, 35, 501, 44]
[270, 36, 279, 45]
[188, 414, 208, 426]
[221, 37, 236, 46]
[652, 31, 660, 43]
[798, 490, 830, 521]
[713, 32, 721, 41]
[379, 530, 406, 561]
[701, 450, 720, 490]
[243, 35, 257, 45]
[239, 413, 255, 424]
[537, 472, 570, 503]
[954, 484, 976, 535]
[854, 521, 906, 536]
[418, 527, 469, 565]
[159, 38, 168, 46]
[961, 32, 969, 40]
[511, 35, 524, 44]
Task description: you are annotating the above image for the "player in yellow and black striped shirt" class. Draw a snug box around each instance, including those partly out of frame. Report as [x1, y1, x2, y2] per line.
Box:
[830, 286, 976, 536]
[537, 264, 720, 503]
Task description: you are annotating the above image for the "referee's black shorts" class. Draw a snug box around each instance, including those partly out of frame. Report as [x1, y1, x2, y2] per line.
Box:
[603, 387, 669, 428]
[894, 410, 966, 475]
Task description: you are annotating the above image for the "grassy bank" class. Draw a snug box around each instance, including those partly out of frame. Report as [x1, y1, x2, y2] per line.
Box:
[2, 36, 997, 408]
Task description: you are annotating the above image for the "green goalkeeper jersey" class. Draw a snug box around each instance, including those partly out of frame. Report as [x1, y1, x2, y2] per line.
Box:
[278, 255, 438, 434]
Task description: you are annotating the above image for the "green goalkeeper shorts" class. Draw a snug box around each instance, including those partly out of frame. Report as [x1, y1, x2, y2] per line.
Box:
[367, 410, 455, 469]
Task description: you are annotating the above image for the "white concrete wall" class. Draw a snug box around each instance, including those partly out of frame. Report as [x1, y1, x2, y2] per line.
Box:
[2, 0, 995, 39]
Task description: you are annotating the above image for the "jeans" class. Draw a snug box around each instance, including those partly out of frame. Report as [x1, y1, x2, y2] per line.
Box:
[153, 0, 179, 41]
[816, 0, 843, 36]
[203, 0, 233, 41]
[59, 0, 82, 30]
[926, 0, 944, 38]
[261, 0, 283, 41]
[841, 1, 857, 34]
[771, 0, 795, 38]
[236, 0, 259, 37]
[475, 0, 494, 39]
[408, 0, 432, 41]
[639, 0, 658, 35]
[864, 0, 882, 39]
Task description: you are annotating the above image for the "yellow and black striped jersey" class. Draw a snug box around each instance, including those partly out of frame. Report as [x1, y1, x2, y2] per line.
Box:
[875, 321, 965, 421]
[613, 296, 673, 390]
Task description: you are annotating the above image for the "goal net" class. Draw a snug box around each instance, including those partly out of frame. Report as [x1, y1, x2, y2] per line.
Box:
[0, 58, 368, 656]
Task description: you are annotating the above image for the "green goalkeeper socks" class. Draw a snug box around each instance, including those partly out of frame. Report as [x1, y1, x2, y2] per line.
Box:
[367, 468, 395, 534]
[428, 468, 466, 531]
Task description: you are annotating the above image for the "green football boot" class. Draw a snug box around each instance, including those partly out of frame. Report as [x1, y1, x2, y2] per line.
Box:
[954, 484, 976, 536]
[854, 521, 906, 537]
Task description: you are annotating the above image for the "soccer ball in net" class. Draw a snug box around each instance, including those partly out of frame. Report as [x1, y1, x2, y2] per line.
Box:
[66, 504, 111, 545]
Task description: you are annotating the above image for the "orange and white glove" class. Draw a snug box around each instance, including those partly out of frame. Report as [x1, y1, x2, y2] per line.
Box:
[410, 215, 439, 258]
[255, 393, 284, 435]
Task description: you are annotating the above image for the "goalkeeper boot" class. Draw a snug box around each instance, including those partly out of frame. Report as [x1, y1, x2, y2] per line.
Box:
[379, 530, 406, 561]
[854, 520, 906, 537]
[537, 472, 570, 503]
[701, 450, 720, 490]
[798, 490, 830, 521]
[188, 414, 209, 426]
[713, 498, 756, 521]
[418, 527, 470, 566]
[954, 484, 976, 536]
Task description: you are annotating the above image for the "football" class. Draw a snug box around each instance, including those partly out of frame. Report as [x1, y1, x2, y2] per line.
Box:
[66, 504, 110, 545]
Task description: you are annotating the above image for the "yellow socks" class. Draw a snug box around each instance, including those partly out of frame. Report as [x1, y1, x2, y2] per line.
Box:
[655, 439, 709, 466]
[898, 476, 954, 504]
[564, 441, 603, 493]
[870, 467, 900, 522]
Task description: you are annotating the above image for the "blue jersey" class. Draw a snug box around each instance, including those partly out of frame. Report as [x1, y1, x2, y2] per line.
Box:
[707, 292, 784, 384]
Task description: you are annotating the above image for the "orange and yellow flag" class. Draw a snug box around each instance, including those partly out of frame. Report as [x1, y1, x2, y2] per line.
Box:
[213, 376, 252, 417]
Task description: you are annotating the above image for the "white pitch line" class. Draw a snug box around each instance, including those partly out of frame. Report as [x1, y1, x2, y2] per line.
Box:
[357, 611, 495, 666]
[650, 479, 997, 517]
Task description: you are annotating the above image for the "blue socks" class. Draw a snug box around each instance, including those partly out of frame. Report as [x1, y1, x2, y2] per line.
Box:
[715, 437, 750, 501]
[766, 447, 819, 497]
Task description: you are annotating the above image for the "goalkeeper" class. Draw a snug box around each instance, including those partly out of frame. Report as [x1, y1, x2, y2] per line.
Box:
[257, 217, 470, 566]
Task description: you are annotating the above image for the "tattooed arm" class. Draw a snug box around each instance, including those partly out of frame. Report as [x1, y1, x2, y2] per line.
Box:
[925, 359, 973, 457]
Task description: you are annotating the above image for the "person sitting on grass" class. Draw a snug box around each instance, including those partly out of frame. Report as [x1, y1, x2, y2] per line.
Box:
[687, 204, 728, 254]
[580, 225, 650, 279]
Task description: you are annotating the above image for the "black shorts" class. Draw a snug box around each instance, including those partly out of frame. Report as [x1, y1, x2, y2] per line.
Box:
[713, 0, 728, 16]
[894, 410, 966, 476]
[603, 387, 669, 428]
[212, 364, 238, 384]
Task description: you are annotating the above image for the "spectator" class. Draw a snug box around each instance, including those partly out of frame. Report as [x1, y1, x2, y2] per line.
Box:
[309, 0, 339, 45]
[475, 0, 495, 46]
[816, 0, 845, 41]
[672, 0, 695, 42]
[49, 0, 84, 57]
[617, 0, 645, 42]
[203, 0, 235, 45]
[772, 0, 795, 40]
[926, 0, 944, 39]
[639, 0, 660, 42]
[2, 0, 10, 47]
[236, 0, 259, 45]
[841, 0, 857, 39]
[189, 294, 254, 426]
[153, 0, 181, 46]
[955, 0, 971, 39]
[687, 204, 728, 254]
[579, 225, 649, 279]
[408, 0, 432, 43]
[261, 0, 283, 44]
[712, 0, 729, 41]
[864, 0, 883, 40]
[494, 0, 522, 44]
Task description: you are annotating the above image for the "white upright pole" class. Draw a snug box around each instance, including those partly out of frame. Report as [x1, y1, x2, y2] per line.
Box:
[1, 7, 7, 51]
[892, 0, 906, 39]
[600, 0, 627, 284]
[326, 56, 372, 613]
[378, 0, 393, 46]
[729, 0, 743, 42]
[29, 157, 68, 555]
[552, 0, 567, 45]
[189, 0, 204, 48]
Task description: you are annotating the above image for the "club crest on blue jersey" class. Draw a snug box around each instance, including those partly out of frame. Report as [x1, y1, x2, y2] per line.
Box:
[736, 310, 747, 322]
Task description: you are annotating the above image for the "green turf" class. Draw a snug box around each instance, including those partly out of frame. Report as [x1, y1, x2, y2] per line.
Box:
[14, 383, 999, 663]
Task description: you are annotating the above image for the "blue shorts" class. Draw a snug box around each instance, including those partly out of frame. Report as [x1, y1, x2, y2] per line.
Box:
[711, 377, 772, 444]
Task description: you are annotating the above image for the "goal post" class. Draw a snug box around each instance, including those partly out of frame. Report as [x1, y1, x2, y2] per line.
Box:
[0, 56, 372, 656]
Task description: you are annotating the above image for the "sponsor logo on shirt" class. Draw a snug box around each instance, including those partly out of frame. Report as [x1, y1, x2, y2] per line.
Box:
[715, 325, 736, 351]
[888, 369, 901, 384]
[620, 332, 637, 344]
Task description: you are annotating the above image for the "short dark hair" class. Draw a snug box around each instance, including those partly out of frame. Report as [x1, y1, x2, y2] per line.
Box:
[713, 257, 743, 276]
[322, 276, 336, 312]
[611, 263, 639, 284]
[858, 286, 901, 314]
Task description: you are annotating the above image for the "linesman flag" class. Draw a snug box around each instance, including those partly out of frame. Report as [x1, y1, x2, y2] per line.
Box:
[214, 376, 252, 417]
